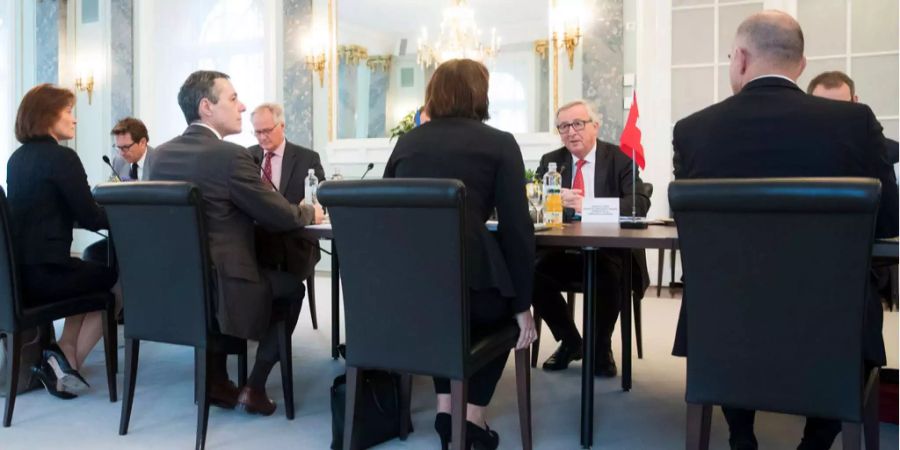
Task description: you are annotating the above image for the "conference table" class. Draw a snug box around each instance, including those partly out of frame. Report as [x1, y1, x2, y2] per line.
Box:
[299, 223, 898, 449]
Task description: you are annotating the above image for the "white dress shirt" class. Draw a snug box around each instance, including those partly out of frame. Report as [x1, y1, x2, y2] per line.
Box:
[569, 141, 598, 199]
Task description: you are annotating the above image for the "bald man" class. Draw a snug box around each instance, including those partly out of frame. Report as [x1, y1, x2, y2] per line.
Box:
[672, 11, 898, 450]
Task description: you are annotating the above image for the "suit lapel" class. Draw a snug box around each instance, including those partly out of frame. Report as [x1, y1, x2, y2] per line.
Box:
[558, 149, 573, 189]
[279, 141, 297, 194]
[593, 140, 612, 197]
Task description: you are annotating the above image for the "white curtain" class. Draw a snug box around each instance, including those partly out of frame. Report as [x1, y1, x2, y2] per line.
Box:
[137, 0, 274, 148]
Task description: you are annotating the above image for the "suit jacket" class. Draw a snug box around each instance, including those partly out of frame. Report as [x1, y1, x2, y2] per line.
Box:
[150, 125, 315, 340]
[384, 117, 536, 313]
[248, 141, 325, 280]
[535, 140, 652, 298]
[111, 146, 154, 181]
[672, 76, 899, 364]
[886, 137, 899, 165]
[7, 136, 108, 265]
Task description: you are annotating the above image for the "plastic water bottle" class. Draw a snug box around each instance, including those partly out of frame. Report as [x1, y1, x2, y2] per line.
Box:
[304, 169, 319, 205]
[331, 166, 344, 181]
[543, 162, 562, 227]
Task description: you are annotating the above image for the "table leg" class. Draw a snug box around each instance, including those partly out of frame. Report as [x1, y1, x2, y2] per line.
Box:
[581, 248, 597, 448]
[331, 241, 341, 359]
[621, 249, 632, 392]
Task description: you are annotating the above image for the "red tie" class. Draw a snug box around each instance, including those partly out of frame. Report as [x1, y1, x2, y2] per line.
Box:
[572, 159, 587, 192]
[262, 151, 275, 188]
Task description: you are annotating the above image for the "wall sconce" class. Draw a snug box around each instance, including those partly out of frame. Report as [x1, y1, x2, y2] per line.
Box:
[338, 45, 369, 66]
[550, 0, 588, 70]
[534, 39, 549, 59]
[366, 55, 392, 73]
[74, 73, 95, 104]
[302, 31, 329, 87]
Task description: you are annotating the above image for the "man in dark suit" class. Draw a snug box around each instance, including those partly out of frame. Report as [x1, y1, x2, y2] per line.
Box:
[248, 103, 325, 283]
[110, 117, 153, 181]
[532, 100, 651, 377]
[150, 70, 324, 416]
[672, 11, 899, 450]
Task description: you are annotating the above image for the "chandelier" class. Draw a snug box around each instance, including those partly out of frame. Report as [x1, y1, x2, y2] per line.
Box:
[416, 0, 500, 69]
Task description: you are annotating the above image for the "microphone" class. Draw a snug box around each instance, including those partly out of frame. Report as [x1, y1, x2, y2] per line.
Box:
[360, 162, 374, 179]
[102, 156, 122, 182]
[252, 155, 279, 191]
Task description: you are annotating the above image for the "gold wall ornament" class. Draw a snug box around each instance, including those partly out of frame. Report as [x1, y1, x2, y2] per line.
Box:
[337, 45, 369, 66]
[534, 39, 549, 59]
[74, 74, 95, 105]
[366, 55, 392, 73]
[561, 27, 582, 70]
[305, 53, 327, 87]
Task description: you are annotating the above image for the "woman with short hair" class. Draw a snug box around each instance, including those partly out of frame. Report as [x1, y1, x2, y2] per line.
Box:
[384, 59, 537, 450]
[8, 83, 117, 398]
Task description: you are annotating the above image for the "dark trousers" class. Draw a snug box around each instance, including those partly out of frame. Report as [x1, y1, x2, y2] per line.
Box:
[20, 258, 117, 307]
[530, 249, 623, 352]
[722, 407, 841, 450]
[433, 289, 511, 407]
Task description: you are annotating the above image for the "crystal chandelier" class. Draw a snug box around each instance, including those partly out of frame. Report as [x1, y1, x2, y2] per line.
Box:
[416, 0, 500, 69]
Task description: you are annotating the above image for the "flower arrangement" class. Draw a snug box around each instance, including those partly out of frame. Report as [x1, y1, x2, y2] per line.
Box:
[389, 110, 417, 141]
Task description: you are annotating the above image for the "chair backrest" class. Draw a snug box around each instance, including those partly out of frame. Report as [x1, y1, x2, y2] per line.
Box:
[319, 179, 470, 379]
[639, 181, 653, 199]
[94, 182, 212, 348]
[0, 188, 22, 332]
[670, 177, 880, 422]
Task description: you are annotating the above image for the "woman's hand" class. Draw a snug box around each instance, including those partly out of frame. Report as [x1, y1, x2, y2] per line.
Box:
[515, 310, 538, 350]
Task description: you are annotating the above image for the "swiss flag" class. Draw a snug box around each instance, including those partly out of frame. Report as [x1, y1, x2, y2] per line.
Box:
[619, 91, 645, 170]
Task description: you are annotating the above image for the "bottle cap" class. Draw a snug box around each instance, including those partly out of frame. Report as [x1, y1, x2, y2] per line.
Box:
[548, 162, 557, 172]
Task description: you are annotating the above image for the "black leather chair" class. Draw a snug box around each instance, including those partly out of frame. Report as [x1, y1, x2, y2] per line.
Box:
[670, 178, 882, 450]
[531, 182, 654, 367]
[95, 182, 292, 450]
[319, 179, 532, 450]
[0, 187, 117, 427]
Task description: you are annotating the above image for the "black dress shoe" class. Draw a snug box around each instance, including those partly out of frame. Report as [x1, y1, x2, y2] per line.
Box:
[434, 413, 451, 450]
[542, 342, 584, 371]
[43, 344, 89, 391]
[31, 361, 77, 400]
[467, 421, 500, 450]
[594, 349, 617, 378]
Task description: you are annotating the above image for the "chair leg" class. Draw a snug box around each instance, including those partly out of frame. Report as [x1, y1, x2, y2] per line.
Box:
[119, 338, 140, 435]
[670, 248, 677, 290]
[399, 373, 412, 440]
[531, 313, 542, 368]
[686, 403, 712, 450]
[237, 343, 248, 388]
[3, 331, 20, 427]
[196, 348, 210, 450]
[450, 379, 468, 450]
[864, 367, 880, 450]
[277, 320, 294, 420]
[657, 248, 665, 297]
[103, 304, 118, 402]
[842, 422, 862, 450]
[515, 348, 533, 450]
[634, 296, 643, 359]
[343, 366, 362, 450]
[307, 276, 318, 330]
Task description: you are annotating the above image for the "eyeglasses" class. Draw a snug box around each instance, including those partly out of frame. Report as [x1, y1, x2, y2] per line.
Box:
[556, 119, 593, 134]
[253, 125, 279, 137]
[113, 142, 137, 152]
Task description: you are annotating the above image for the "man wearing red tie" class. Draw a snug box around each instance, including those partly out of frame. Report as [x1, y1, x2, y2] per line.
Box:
[532, 100, 651, 376]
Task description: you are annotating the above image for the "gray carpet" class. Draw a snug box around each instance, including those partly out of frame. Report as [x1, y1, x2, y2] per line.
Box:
[0, 277, 896, 449]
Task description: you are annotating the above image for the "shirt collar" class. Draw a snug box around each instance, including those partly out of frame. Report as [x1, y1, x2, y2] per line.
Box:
[135, 148, 147, 167]
[571, 140, 597, 167]
[264, 138, 286, 158]
[191, 122, 223, 140]
[748, 74, 797, 86]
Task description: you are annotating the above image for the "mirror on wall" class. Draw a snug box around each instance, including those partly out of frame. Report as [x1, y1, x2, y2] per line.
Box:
[334, 0, 553, 140]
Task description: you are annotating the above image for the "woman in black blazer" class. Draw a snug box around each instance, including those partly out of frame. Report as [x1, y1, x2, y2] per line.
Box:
[8, 84, 117, 398]
[384, 59, 536, 449]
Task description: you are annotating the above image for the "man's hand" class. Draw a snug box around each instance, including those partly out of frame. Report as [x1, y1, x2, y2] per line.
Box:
[312, 202, 325, 224]
[561, 188, 584, 213]
[514, 311, 537, 350]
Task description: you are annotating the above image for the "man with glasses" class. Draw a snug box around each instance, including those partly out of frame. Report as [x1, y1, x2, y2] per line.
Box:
[532, 99, 651, 377]
[110, 117, 152, 181]
[248, 103, 325, 287]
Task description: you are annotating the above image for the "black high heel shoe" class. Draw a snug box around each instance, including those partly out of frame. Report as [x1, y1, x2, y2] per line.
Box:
[434, 413, 451, 449]
[43, 344, 89, 391]
[466, 421, 499, 450]
[31, 361, 77, 400]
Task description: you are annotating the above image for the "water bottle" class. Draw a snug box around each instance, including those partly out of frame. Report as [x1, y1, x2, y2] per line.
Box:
[543, 162, 563, 227]
[331, 166, 344, 181]
[304, 169, 319, 205]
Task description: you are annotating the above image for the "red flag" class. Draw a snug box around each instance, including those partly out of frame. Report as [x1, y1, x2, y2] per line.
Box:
[619, 91, 645, 170]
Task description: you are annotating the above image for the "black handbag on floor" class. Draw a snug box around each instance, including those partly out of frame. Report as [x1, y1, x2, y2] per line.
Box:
[330, 368, 413, 449]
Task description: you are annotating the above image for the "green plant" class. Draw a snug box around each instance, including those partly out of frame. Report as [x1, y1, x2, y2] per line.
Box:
[524, 168, 536, 182]
[389, 110, 417, 142]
